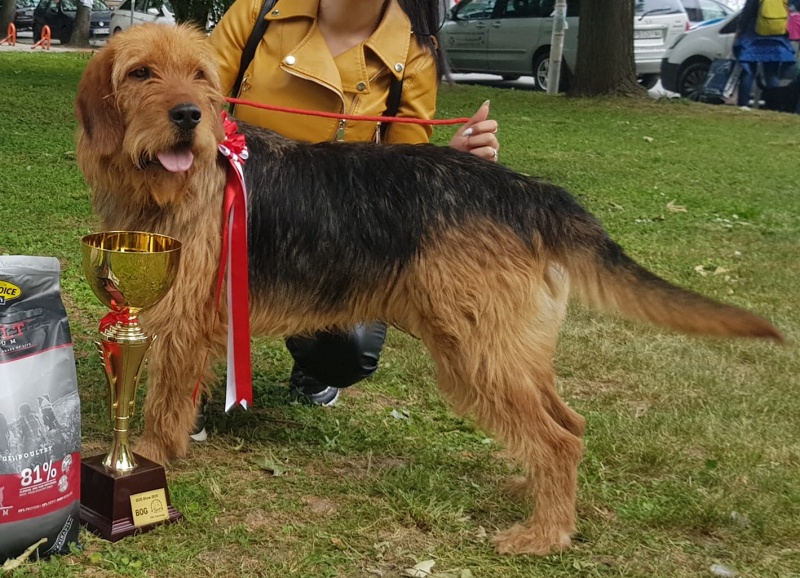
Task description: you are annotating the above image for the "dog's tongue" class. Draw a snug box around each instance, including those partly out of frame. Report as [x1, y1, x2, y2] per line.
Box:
[157, 149, 194, 173]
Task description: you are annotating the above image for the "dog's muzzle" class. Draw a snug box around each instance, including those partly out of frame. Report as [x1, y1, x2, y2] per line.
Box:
[151, 103, 201, 173]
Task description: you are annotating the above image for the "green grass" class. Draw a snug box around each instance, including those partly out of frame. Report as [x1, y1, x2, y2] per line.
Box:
[1, 52, 799, 578]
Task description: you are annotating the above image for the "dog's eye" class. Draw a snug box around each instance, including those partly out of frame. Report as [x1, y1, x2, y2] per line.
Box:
[194, 69, 206, 81]
[129, 67, 151, 81]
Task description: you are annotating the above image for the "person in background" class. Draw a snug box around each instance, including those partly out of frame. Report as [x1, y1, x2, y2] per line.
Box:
[789, 0, 800, 55]
[196, 0, 501, 439]
[734, 0, 796, 109]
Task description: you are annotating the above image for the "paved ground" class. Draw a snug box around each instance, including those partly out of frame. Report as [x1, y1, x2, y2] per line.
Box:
[0, 36, 678, 100]
[449, 72, 678, 100]
[0, 30, 105, 52]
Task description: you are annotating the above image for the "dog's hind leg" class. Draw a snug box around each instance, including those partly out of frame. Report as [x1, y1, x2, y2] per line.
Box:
[428, 330, 583, 555]
[405, 229, 583, 556]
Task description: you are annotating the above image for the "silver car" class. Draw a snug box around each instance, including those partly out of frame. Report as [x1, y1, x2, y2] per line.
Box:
[441, 0, 691, 91]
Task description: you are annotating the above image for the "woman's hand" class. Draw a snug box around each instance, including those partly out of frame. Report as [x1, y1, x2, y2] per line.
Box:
[448, 100, 500, 162]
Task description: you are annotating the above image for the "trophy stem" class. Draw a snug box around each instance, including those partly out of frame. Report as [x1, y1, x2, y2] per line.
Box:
[99, 314, 152, 474]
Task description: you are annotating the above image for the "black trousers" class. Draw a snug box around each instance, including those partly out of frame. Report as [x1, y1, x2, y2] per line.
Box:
[285, 321, 388, 389]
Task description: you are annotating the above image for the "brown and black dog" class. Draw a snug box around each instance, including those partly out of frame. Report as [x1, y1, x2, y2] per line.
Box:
[74, 24, 782, 555]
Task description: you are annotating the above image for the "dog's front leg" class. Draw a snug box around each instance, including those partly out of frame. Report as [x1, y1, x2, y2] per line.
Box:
[134, 322, 218, 465]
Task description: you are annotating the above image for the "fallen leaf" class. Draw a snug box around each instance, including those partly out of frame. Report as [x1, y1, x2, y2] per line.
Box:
[710, 563, 739, 578]
[253, 456, 289, 476]
[712, 266, 730, 275]
[390, 408, 410, 420]
[643, 136, 654, 142]
[666, 200, 687, 212]
[2, 538, 47, 571]
[694, 265, 709, 277]
[403, 559, 436, 577]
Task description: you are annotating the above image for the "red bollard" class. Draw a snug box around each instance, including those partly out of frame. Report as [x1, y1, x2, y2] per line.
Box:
[32, 25, 51, 50]
[0, 23, 16, 46]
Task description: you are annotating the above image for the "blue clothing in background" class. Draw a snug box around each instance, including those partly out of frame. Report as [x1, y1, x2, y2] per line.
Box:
[735, 0, 797, 105]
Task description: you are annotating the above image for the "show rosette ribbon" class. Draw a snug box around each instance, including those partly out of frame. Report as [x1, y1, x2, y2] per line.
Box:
[217, 112, 253, 411]
[99, 309, 130, 334]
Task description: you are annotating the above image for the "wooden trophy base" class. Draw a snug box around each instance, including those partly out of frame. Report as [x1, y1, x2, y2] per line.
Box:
[80, 453, 183, 542]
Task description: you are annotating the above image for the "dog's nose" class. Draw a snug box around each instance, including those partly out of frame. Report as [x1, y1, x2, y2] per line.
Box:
[169, 103, 202, 131]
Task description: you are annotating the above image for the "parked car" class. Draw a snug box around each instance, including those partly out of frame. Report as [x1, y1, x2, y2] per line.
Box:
[659, 10, 739, 99]
[633, 0, 693, 88]
[109, 0, 175, 34]
[1, 0, 37, 31]
[33, 0, 113, 43]
[680, 0, 735, 25]
[440, 0, 691, 92]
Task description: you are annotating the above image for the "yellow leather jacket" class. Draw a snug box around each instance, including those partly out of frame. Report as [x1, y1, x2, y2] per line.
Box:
[209, 0, 438, 144]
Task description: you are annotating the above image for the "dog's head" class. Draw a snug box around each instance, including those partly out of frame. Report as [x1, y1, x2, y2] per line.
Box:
[75, 24, 226, 207]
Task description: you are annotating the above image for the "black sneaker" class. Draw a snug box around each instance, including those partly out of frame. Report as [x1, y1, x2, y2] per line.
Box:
[289, 367, 340, 407]
[189, 400, 208, 442]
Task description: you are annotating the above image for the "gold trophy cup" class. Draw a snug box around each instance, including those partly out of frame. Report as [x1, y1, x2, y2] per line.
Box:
[79, 231, 184, 541]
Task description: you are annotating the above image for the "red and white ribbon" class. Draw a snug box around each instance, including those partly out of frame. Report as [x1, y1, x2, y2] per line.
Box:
[217, 112, 252, 411]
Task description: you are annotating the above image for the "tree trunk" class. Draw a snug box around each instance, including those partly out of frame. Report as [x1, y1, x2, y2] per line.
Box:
[0, 0, 16, 35]
[69, 2, 92, 47]
[171, 0, 215, 27]
[570, 0, 643, 97]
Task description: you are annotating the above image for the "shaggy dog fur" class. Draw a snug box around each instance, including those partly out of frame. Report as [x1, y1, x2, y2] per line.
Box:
[74, 24, 783, 555]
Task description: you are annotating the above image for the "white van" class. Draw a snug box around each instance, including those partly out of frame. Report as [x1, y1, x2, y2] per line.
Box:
[659, 11, 739, 98]
[440, 0, 691, 91]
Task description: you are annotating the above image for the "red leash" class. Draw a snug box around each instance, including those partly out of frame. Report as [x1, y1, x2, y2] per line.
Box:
[197, 103, 469, 411]
[225, 97, 471, 126]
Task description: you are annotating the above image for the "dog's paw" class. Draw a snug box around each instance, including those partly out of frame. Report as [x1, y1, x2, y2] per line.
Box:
[491, 524, 572, 556]
[133, 437, 172, 466]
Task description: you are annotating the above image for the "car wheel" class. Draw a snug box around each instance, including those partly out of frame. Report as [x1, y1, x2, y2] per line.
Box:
[677, 61, 710, 101]
[637, 74, 659, 90]
[532, 51, 570, 93]
[501, 75, 520, 81]
[532, 52, 550, 91]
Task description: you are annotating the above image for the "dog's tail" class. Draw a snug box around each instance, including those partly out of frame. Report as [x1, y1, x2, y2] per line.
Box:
[561, 225, 784, 343]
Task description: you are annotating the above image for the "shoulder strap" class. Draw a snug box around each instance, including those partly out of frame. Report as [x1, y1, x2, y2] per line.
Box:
[229, 0, 278, 114]
[379, 75, 404, 140]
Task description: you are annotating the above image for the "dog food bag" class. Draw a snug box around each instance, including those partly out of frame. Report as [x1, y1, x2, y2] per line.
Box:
[0, 256, 81, 561]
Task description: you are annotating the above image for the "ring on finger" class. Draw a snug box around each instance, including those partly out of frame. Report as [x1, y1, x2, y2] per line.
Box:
[491, 147, 498, 159]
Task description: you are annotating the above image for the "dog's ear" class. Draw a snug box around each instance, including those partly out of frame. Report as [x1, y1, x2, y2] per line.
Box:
[75, 46, 124, 157]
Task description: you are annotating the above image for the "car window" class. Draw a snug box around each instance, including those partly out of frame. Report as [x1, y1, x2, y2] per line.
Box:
[58, 0, 108, 10]
[681, 0, 702, 21]
[498, 0, 535, 18]
[720, 14, 739, 33]
[455, 0, 498, 20]
[146, 0, 173, 13]
[634, 0, 685, 16]
[538, 0, 580, 17]
[698, 0, 729, 20]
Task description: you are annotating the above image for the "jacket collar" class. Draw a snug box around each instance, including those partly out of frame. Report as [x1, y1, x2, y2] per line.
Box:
[268, 0, 412, 81]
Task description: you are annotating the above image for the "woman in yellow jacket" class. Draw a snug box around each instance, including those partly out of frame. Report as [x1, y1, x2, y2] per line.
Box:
[205, 0, 500, 413]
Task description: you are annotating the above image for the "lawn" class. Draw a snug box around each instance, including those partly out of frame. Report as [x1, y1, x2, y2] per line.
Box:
[0, 50, 799, 578]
